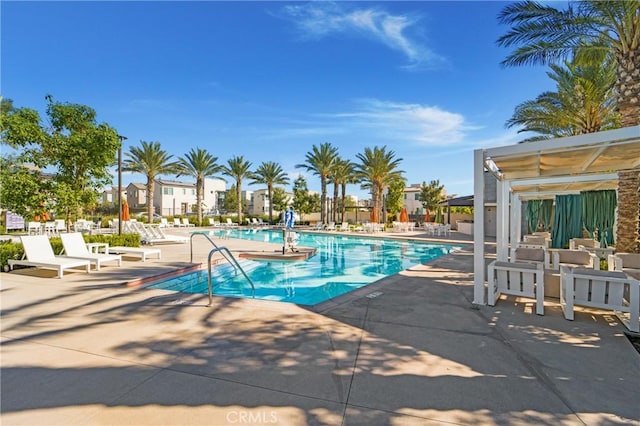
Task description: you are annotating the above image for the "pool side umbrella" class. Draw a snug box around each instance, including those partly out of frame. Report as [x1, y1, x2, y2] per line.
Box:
[370, 209, 378, 223]
[400, 207, 409, 222]
[122, 200, 130, 222]
[424, 210, 431, 223]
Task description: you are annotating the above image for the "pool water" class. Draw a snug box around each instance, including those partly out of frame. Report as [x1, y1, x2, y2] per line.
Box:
[146, 229, 461, 305]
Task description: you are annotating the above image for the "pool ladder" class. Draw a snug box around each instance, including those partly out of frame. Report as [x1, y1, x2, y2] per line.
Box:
[190, 232, 255, 306]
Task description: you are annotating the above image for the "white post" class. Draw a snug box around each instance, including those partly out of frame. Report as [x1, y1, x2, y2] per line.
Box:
[496, 180, 510, 261]
[510, 192, 521, 260]
[473, 149, 486, 305]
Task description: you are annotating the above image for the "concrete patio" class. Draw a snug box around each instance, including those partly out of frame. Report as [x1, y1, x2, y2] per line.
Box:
[1, 228, 638, 425]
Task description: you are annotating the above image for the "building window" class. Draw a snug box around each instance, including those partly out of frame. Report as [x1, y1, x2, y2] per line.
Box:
[403, 194, 407, 199]
[182, 188, 186, 195]
[415, 194, 419, 200]
[163, 187, 173, 195]
[192, 189, 195, 195]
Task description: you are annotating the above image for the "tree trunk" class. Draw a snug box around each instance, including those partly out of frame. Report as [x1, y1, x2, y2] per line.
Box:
[333, 183, 339, 222]
[614, 48, 640, 253]
[236, 181, 242, 225]
[615, 169, 640, 253]
[340, 182, 347, 222]
[268, 184, 273, 224]
[147, 179, 154, 224]
[615, 49, 640, 128]
[320, 177, 327, 225]
[196, 177, 203, 226]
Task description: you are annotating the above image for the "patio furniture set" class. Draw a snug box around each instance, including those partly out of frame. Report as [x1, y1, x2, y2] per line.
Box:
[7, 232, 161, 278]
[488, 235, 640, 333]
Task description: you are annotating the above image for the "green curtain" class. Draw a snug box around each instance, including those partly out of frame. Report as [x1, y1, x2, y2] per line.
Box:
[526, 200, 542, 233]
[551, 194, 583, 248]
[540, 199, 553, 232]
[581, 190, 616, 247]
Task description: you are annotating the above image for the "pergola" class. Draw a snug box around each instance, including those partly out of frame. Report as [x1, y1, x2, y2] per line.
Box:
[472, 126, 640, 305]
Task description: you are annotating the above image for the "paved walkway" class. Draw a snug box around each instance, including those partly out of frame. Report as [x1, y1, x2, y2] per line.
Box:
[1, 228, 638, 425]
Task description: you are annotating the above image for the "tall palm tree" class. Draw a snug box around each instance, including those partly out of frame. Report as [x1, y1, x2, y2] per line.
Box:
[176, 147, 224, 225]
[354, 146, 404, 224]
[507, 59, 619, 139]
[295, 142, 338, 225]
[330, 158, 357, 222]
[250, 161, 290, 224]
[122, 140, 179, 223]
[498, 0, 640, 252]
[222, 155, 252, 225]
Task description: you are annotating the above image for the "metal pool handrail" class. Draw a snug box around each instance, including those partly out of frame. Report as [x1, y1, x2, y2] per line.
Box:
[190, 231, 255, 306]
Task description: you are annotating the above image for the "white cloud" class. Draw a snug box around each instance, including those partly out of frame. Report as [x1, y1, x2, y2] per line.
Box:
[327, 99, 474, 146]
[278, 2, 444, 69]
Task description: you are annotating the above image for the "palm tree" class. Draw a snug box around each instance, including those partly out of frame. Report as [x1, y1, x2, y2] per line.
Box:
[354, 146, 404, 224]
[295, 142, 338, 225]
[330, 158, 357, 222]
[498, 0, 640, 252]
[250, 161, 290, 224]
[122, 140, 179, 223]
[176, 148, 224, 225]
[507, 59, 619, 139]
[222, 156, 252, 225]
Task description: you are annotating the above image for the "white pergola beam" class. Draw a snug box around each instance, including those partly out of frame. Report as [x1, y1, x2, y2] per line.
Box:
[485, 126, 640, 158]
[473, 149, 485, 305]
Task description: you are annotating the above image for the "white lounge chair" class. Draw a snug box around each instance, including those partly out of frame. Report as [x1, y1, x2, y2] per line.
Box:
[560, 266, 639, 332]
[337, 222, 350, 232]
[107, 246, 161, 262]
[225, 218, 239, 227]
[174, 218, 184, 227]
[487, 260, 545, 315]
[182, 218, 195, 228]
[608, 253, 640, 281]
[8, 235, 91, 278]
[60, 232, 122, 271]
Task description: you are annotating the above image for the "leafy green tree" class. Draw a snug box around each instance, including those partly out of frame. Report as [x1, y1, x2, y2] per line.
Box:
[292, 175, 316, 221]
[507, 59, 619, 140]
[176, 148, 224, 225]
[354, 146, 404, 223]
[296, 142, 338, 224]
[419, 180, 446, 222]
[224, 184, 238, 213]
[0, 155, 52, 220]
[498, 0, 639, 128]
[498, 0, 640, 251]
[250, 161, 290, 224]
[271, 186, 290, 219]
[1, 96, 119, 229]
[222, 156, 252, 224]
[122, 140, 180, 223]
[385, 177, 407, 220]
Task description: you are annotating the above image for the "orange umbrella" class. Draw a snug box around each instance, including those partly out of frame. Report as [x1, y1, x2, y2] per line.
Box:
[122, 200, 130, 221]
[400, 207, 409, 222]
[370, 208, 378, 223]
[424, 210, 431, 223]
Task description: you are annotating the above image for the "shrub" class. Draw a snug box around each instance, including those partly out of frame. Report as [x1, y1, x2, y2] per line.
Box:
[83, 233, 141, 247]
[0, 240, 23, 272]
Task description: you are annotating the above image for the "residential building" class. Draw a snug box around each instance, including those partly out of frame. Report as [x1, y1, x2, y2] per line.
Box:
[403, 184, 426, 215]
[153, 178, 226, 216]
[247, 188, 293, 217]
[126, 183, 147, 209]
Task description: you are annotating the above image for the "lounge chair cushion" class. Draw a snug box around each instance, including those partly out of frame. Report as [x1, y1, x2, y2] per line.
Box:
[515, 247, 545, 263]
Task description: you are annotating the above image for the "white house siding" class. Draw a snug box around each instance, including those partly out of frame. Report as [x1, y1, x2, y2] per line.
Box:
[153, 178, 226, 216]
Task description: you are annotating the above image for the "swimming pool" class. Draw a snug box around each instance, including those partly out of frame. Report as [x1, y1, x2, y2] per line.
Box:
[146, 229, 461, 305]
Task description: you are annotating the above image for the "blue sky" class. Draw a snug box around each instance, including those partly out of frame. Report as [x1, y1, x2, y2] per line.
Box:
[2, 1, 554, 199]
